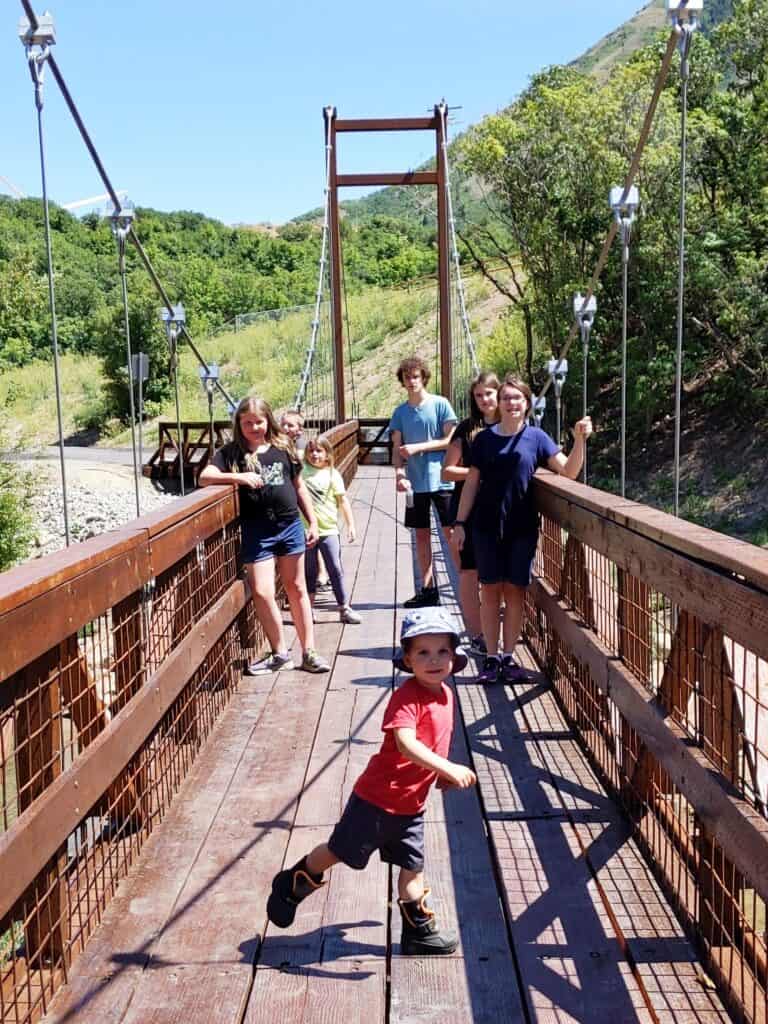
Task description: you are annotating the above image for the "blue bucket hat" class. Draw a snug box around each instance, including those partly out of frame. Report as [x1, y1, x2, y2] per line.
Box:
[393, 607, 468, 674]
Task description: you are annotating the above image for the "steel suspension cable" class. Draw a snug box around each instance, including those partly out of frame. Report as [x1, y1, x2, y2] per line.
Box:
[113, 222, 142, 516]
[540, 29, 679, 403]
[22, 27, 70, 545]
[437, 103, 479, 378]
[18, 0, 235, 414]
[673, 24, 696, 517]
[339, 235, 359, 419]
[294, 109, 333, 414]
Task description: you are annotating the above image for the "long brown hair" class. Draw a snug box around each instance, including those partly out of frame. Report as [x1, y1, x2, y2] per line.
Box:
[466, 370, 501, 444]
[305, 435, 335, 468]
[232, 396, 296, 460]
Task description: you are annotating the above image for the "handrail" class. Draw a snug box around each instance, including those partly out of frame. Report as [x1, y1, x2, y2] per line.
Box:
[535, 472, 768, 593]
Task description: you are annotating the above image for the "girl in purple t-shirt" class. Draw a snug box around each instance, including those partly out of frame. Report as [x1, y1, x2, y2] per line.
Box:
[453, 374, 593, 685]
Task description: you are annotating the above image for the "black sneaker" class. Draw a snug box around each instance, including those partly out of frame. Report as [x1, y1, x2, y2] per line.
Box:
[403, 586, 440, 609]
[477, 655, 501, 685]
[468, 634, 487, 657]
[501, 654, 527, 684]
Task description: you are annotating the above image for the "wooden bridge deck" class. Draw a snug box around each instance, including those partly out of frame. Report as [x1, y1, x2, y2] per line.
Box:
[44, 466, 731, 1024]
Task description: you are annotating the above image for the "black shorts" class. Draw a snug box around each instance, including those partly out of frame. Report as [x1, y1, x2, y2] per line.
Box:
[458, 524, 477, 572]
[328, 792, 425, 871]
[474, 528, 538, 586]
[404, 490, 453, 531]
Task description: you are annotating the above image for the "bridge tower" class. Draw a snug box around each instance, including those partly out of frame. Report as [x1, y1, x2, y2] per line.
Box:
[325, 106, 452, 423]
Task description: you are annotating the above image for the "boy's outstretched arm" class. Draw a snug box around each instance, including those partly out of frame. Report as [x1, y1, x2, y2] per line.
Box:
[394, 728, 476, 789]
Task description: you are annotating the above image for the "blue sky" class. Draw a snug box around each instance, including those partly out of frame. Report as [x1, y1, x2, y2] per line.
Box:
[3, 1, 649, 225]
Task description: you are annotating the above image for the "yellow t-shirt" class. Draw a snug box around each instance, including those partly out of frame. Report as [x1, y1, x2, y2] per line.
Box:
[301, 464, 346, 536]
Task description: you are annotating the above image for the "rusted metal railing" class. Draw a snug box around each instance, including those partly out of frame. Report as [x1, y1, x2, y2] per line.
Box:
[0, 423, 358, 1023]
[528, 473, 768, 1024]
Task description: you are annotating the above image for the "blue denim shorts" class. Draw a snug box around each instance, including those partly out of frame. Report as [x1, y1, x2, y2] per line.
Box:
[240, 516, 305, 564]
[328, 792, 425, 871]
[473, 528, 538, 586]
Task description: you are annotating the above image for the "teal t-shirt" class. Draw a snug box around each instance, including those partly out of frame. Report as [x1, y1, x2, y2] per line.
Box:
[389, 394, 457, 494]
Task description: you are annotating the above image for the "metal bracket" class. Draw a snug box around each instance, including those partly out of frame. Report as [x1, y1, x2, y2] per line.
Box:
[532, 395, 546, 427]
[547, 357, 568, 399]
[573, 292, 597, 350]
[19, 12, 56, 111]
[160, 303, 186, 365]
[610, 185, 640, 262]
[108, 199, 136, 244]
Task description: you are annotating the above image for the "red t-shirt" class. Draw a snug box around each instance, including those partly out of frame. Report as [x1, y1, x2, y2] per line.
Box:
[353, 677, 454, 815]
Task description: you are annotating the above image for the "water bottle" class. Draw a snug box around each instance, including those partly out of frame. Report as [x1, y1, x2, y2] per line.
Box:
[403, 480, 415, 508]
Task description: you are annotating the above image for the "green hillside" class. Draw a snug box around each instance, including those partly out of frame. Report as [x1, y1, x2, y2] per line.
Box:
[330, 1, 733, 230]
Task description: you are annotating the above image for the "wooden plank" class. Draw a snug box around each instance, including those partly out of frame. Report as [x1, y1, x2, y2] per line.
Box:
[248, 961, 386, 1024]
[44, 682, 272, 1022]
[0, 542, 151, 682]
[535, 473, 768, 593]
[113, 475, 378, 1019]
[392, 960, 525, 1024]
[491, 818, 656, 1023]
[576, 819, 731, 1022]
[535, 485, 768, 666]
[149, 492, 237, 576]
[0, 580, 248, 923]
[335, 116, 437, 132]
[458, 680, 569, 820]
[337, 172, 438, 187]
[0, 527, 146, 617]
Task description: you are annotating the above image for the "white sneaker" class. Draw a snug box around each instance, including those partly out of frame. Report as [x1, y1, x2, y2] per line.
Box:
[339, 606, 362, 625]
[245, 651, 294, 676]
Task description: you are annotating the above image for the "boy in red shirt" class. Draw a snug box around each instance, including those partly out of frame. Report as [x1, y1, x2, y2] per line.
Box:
[266, 607, 476, 954]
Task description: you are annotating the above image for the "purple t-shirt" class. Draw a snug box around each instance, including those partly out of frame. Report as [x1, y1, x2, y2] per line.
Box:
[469, 425, 559, 538]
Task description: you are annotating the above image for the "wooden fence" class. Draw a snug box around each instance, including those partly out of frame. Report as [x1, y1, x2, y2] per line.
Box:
[527, 472, 768, 1024]
[0, 421, 358, 1023]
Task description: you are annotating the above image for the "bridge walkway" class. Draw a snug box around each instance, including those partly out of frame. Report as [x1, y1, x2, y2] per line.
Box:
[43, 466, 730, 1023]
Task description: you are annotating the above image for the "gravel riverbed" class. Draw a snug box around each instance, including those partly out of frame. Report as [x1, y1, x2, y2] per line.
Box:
[20, 459, 179, 558]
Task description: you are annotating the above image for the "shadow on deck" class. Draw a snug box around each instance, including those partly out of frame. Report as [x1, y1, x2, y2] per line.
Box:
[41, 467, 730, 1024]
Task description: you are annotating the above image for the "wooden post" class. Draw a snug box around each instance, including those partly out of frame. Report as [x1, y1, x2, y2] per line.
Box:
[326, 107, 346, 425]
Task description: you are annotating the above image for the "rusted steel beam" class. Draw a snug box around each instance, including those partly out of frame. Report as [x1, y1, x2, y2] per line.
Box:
[535, 473, 768, 593]
[335, 117, 437, 133]
[530, 574, 768, 907]
[534, 480, 768, 664]
[0, 578, 248, 924]
[336, 172, 438, 187]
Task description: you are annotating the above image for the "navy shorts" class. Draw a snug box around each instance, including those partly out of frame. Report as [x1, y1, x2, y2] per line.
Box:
[240, 516, 305, 564]
[458, 525, 477, 572]
[473, 528, 538, 586]
[328, 792, 425, 871]
[405, 490, 453, 531]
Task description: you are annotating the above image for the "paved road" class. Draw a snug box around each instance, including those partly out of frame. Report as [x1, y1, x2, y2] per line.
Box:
[4, 446, 138, 465]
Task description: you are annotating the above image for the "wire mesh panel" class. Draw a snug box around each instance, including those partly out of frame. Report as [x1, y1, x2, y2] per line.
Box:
[527, 474, 768, 1023]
